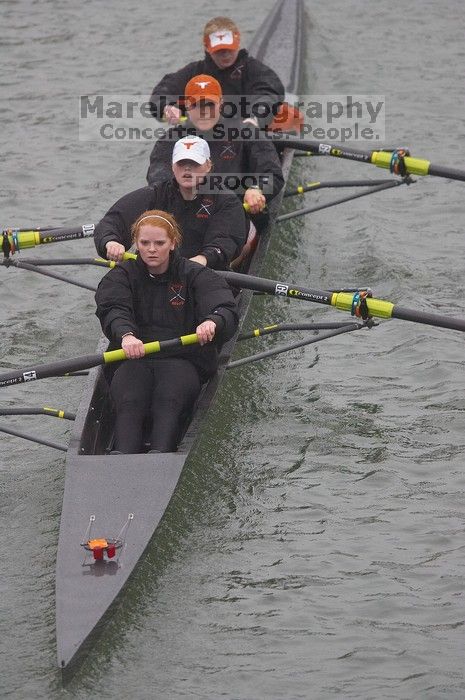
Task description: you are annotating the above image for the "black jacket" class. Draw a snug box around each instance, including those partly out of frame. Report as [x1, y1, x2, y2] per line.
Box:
[94, 179, 246, 270]
[95, 251, 238, 380]
[149, 49, 284, 128]
[146, 120, 284, 204]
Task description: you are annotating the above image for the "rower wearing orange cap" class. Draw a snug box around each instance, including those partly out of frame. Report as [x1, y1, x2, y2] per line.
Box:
[147, 74, 284, 219]
[149, 16, 284, 129]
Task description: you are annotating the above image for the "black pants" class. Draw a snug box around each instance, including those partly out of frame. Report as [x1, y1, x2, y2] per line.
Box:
[110, 357, 201, 453]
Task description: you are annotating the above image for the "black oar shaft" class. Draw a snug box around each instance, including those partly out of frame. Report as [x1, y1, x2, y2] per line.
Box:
[277, 180, 405, 222]
[229, 324, 362, 369]
[280, 139, 372, 161]
[0, 353, 102, 387]
[392, 305, 465, 332]
[238, 321, 359, 341]
[427, 164, 465, 182]
[3, 257, 112, 267]
[0, 424, 67, 451]
[0, 407, 75, 420]
[4, 259, 97, 292]
[284, 179, 395, 197]
[220, 270, 333, 305]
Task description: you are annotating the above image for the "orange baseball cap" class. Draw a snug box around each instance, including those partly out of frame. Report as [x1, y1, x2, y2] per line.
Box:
[184, 74, 222, 106]
[204, 28, 240, 53]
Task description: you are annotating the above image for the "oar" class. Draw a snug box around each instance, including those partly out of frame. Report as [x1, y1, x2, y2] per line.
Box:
[2, 257, 123, 268]
[3, 258, 97, 292]
[220, 271, 465, 333]
[0, 424, 68, 451]
[2, 253, 137, 293]
[0, 334, 199, 388]
[238, 321, 362, 340]
[277, 179, 410, 222]
[272, 137, 465, 183]
[284, 178, 397, 197]
[2, 253, 137, 268]
[1, 224, 95, 256]
[230, 321, 364, 368]
[0, 406, 76, 419]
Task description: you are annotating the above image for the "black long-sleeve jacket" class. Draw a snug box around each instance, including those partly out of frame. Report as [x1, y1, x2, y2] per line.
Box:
[95, 251, 238, 380]
[146, 120, 284, 204]
[94, 179, 247, 270]
[149, 49, 284, 128]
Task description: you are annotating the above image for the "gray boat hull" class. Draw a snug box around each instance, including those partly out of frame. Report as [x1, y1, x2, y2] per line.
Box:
[56, 0, 305, 671]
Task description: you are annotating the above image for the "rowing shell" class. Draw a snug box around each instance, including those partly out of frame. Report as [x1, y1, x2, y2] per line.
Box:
[55, 0, 305, 671]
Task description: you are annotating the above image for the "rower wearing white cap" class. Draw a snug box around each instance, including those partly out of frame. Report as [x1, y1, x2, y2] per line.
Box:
[149, 16, 284, 128]
[94, 136, 246, 270]
[147, 74, 284, 218]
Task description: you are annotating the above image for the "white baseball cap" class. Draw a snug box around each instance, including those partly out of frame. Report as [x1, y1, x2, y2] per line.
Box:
[172, 136, 211, 165]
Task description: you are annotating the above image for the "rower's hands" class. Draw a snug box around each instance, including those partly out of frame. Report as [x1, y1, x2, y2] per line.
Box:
[122, 334, 145, 359]
[163, 105, 182, 125]
[106, 241, 125, 262]
[196, 320, 216, 346]
[244, 188, 266, 215]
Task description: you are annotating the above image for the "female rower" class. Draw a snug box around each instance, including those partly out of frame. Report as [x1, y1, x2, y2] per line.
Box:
[149, 16, 284, 128]
[147, 74, 284, 217]
[95, 209, 238, 454]
[94, 135, 246, 269]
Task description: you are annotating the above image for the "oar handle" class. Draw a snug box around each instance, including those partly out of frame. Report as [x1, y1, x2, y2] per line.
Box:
[94, 252, 137, 268]
[102, 333, 199, 364]
[0, 334, 200, 388]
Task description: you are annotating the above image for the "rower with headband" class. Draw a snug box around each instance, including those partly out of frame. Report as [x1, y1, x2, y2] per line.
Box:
[95, 208, 238, 454]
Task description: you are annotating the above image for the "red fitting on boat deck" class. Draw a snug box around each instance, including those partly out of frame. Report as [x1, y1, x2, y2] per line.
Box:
[82, 536, 122, 561]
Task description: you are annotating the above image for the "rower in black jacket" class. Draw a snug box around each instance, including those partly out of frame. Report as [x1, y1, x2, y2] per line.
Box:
[149, 16, 284, 129]
[95, 135, 246, 268]
[95, 209, 238, 454]
[147, 74, 284, 220]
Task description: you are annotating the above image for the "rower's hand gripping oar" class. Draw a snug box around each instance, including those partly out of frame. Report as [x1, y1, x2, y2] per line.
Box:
[220, 270, 465, 334]
[0, 334, 199, 388]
